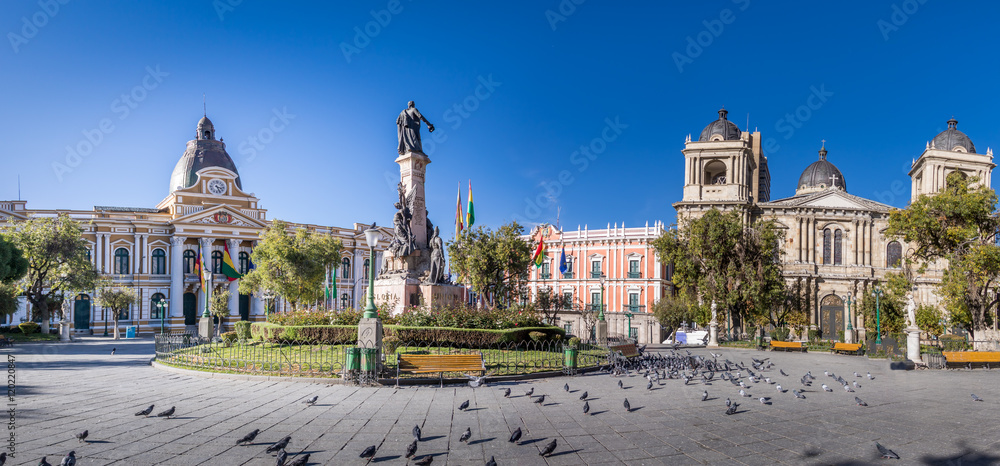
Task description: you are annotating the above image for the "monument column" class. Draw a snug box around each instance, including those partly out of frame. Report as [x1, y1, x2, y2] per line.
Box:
[396, 151, 431, 248]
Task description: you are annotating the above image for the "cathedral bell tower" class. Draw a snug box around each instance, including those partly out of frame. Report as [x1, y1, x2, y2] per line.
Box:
[909, 118, 994, 201]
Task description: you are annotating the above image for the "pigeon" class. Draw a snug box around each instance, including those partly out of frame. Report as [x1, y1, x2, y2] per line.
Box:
[59, 452, 75, 466]
[156, 406, 175, 418]
[413, 455, 433, 466]
[405, 439, 418, 458]
[855, 396, 868, 407]
[564, 383, 570, 392]
[0, 452, 5, 465]
[39, 458, 51, 466]
[287, 454, 310, 466]
[822, 384, 832, 392]
[824, 370, 830, 377]
[701, 390, 708, 401]
[275, 449, 287, 466]
[302, 396, 318, 405]
[725, 403, 739, 415]
[459, 427, 472, 443]
[853, 381, 861, 388]
[413, 425, 422, 441]
[458, 400, 470, 411]
[759, 397, 768, 404]
[583, 401, 590, 414]
[534, 394, 545, 404]
[792, 390, 805, 399]
[76, 430, 88, 443]
[624, 398, 631, 412]
[739, 389, 748, 397]
[111, 348, 116, 355]
[236, 428, 260, 445]
[468, 374, 487, 388]
[776, 384, 783, 393]
[764, 377, 771, 384]
[972, 394, 984, 402]
[486, 456, 497, 466]
[579, 391, 588, 401]
[539, 438, 557, 457]
[867, 372, 874, 380]
[854, 371, 861, 378]
[267, 436, 291, 454]
[844, 385, 855, 393]
[875, 442, 899, 459]
[135, 405, 154, 416]
[618, 379, 624, 389]
[647, 380, 653, 390]
[525, 387, 534, 397]
[725, 397, 731, 407]
[359, 445, 376, 458]
[509, 427, 522, 443]
[780, 369, 789, 376]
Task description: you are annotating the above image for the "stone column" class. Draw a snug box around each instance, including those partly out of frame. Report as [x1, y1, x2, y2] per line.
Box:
[94, 233, 103, 272]
[170, 237, 185, 319]
[395, 151, 431, 249]
[132, 233, 140, 274]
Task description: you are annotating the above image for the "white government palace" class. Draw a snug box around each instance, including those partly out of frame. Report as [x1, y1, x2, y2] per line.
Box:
[0, 116, 390, 335]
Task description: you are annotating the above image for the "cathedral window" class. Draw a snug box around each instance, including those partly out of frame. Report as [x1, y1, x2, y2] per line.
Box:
[822, 229, 831, 264]
[114, 248, 130, 274]
[151, 248, 166, 274]
[886, 241, 902, 268]
[833, 230, 842, 265]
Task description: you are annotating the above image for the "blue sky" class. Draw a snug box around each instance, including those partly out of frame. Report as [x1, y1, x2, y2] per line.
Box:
[2, 1, 997, 236]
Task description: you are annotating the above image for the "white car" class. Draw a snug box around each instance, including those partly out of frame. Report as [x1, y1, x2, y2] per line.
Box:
[663, 329, 709, 345]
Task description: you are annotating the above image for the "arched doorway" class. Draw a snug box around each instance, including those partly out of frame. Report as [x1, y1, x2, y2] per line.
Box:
[239, 294, 250, 321]
[183, 292, 197, 326]
[74, 294, 91, 330]
[820, 294, 844, 341]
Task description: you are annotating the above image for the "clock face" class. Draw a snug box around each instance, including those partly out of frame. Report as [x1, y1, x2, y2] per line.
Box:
[207, 179, 227, 195]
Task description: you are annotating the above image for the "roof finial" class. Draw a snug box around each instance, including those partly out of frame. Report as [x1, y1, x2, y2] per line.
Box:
[718, 107, 728, 120]
[947, 116, 958, 129]
[203, 93, 206, 117]
[819, 140, 827, 160]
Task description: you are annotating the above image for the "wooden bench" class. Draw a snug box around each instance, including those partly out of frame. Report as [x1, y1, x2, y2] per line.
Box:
[609, 343, 641, 359]
[831, 343, 863, 355]
[769, 340, 806, 352]
[396, 353, 486, 387]
[943, 351, 1000, 369]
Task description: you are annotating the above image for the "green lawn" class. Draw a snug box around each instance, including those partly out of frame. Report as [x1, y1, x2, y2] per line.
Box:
[159, 341, 608, 378]
[4, 333, 59, 342]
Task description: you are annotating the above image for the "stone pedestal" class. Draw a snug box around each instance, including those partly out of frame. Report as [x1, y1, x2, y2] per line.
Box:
[396, 151, 430, 247]
[707, 321, 719, 347]
[358, 317, 383, 351]
[906, 327, 921, 363]
[198, 316, 213, 340]
[596, 320, 608, 345]
[59, 319, 72, 342]
[844, 327, 854, 344]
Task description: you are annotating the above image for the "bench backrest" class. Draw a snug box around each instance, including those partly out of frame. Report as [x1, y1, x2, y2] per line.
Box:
[398, 354, 485, 372]
[833, 343, 862, 350]
[770, 341, 803, 347]
[943, 351, 1000, 362]
[610, 344, 639, 357]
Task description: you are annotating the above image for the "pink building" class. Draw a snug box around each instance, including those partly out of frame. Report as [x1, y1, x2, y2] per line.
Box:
[523, 222, 673, 344]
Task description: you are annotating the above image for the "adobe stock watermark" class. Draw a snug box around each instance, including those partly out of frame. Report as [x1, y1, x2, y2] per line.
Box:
[340, 0, 412, 63]
[761, 84, 834, 155]
[8, 0, 71, 54]
[236, 107, 296, 166]
[512, 116, 628, 224]
[672, 0, 751, 73]
[51, 65, 169, 182]
[382, 74, 501, 193]
[877, 0, 928, 41]
[213, 0, 243, 21]
[545, 0, 586, 31]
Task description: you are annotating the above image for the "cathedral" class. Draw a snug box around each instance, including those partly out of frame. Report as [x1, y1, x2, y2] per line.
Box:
[0, 116, 391, 335]
[673, 109, 995, 341]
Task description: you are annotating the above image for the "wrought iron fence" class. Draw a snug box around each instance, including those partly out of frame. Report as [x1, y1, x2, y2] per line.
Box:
[155, 335, 610, 380]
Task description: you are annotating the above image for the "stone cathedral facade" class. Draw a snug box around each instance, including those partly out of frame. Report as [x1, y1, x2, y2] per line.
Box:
[673, 109, 994, 340]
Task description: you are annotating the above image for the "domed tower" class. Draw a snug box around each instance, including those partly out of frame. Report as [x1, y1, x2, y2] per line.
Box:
[796, 143, 847, 195]
[169, 116, 243, 193]
[909, 118, 994, 201]
[676, 108, 770, 214]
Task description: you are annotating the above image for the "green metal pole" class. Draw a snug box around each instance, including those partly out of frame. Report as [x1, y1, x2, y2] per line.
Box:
[363, 245, 378, 319]
[627, 312, 633, 339]
[874, 289, 882, 345]
[846, 297, 853, 331]
[598, 283, 605, 321]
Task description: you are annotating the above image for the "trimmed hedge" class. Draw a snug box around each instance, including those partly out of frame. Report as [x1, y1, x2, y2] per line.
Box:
[234, 321, 252, 340]
[249, 322, 565, 346]
[18, 322, 39, 335]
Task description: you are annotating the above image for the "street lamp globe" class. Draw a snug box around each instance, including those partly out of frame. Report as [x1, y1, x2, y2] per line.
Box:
[365, 228, 380, 249]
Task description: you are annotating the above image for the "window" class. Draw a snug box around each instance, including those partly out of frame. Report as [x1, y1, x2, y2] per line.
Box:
[363, 259, 370, 280]
[183, 250, 196, 273]
[627, 293, 640, 312]
[591, 292, 601, 309]
[563, 257, 573, 278]
[887, 241, 902, 268]
[238, 251, 250, 274]
[151, 249, 166, 275]
[591, 260, 601, 278]
[341, 293, 349, 309]
[705, 160, 727, 185]
[563, 322, 572, 334]
[114, 248, 130, 274]
[563, 291, 573, 309]
[150, 293, 166, 319]
[540, 262, 550, 279]
[628, 260, 640, 278]
[211, 250, 223, 274]
[834, 229, 843, 265]
[86, 248, 91, 263]
[822, 228, 831, 264]
[342, 258, 351, 279]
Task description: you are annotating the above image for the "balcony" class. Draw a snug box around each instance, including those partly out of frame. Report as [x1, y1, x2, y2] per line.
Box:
[585, 304, 603, 312]
[623, 305, 646, 313]
[539, 272, 551, 280]
[562, 272, 573, 279]
[627, 271, 642, 279]
[590, 272, 602, 279]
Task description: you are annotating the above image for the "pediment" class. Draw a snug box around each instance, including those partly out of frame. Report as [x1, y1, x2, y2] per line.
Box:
[172, 204, 266, 228]
[801, 191, 870, 209]
[768, 189, 892, 212]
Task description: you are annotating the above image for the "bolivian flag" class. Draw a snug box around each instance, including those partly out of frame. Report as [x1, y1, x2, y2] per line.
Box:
[221, 242, 242, 281]
[196, 246, 207, 290]
[466, 180, 475, 228]
[532, 235, 545, 268]
[455, 183, 463, 238]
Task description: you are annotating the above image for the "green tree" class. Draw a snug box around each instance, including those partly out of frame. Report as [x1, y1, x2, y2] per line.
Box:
[239, 220, 343, 310]
[0, 237, 28, 321]
[447, 222, 533, 307]
[886, 172, 1000, 339]
[95, 283, 136, 340]
[535, 288, 571, 325]
[1, 217, 98, 333]
[210, 288, 231, 337]
[915, 304, 945, 337]
[859, 271, 910, 338]
[651, 296, 696, 338]
[653, 209, 787, 335]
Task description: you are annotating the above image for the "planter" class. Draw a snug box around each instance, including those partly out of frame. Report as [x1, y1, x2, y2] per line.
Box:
[563, 347, 578, 369]
[360, 347, 379, 372]
[344, 347, 361, 372]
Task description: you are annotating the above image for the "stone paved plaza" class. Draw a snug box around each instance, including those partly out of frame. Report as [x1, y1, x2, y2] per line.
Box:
[13, 337, 1000, 465]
